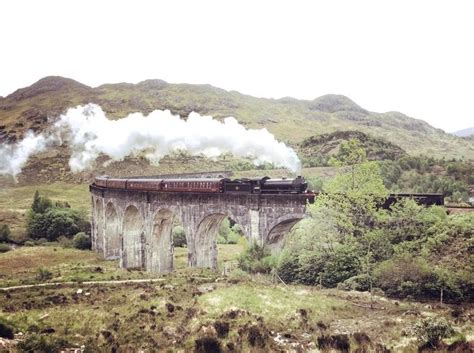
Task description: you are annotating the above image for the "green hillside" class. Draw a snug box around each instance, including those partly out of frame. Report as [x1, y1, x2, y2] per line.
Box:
[0, 76, 472, 160]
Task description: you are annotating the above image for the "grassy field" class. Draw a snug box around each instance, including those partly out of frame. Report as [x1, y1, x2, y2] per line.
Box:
[1, 246, 472, 352]
[0, 243, 245, 288]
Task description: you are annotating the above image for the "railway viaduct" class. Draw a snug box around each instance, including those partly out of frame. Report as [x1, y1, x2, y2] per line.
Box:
[90, 185, 311, 273]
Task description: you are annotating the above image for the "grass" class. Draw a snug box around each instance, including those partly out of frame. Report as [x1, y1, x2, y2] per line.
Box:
[199, 284, 345, 324]
[0, 243, 246, 288]
[0, 183, 90, 213]
[0, 246, 473, 352]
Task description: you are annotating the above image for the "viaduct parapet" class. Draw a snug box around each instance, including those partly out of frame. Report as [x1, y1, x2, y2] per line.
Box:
[90, 186, 310, 272]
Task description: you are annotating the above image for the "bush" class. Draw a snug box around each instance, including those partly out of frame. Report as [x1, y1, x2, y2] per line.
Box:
[73, 232, 91, 250]
[36, 267, 53, 281]
[172, 226, 187, 247]
[276, 251, 300, 283]
[0, 244, 11, 253]
[0, 317, 15, 339]
[0, 224, 11, 243]
[217, 218, 241, 244]
[412, 317, 454, 348]
[374, 256, 438, 299]
[339, 274, 372, 292]
[238, 243, 275, 274]
[295, 246, 360, 287]
[27, 207, 89, 241]
[23, 240, 36, 247]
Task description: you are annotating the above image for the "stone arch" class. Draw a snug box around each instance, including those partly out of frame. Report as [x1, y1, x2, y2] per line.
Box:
[194, 213, 228, 269]
[94, 198, 104, 254]
[122, 205, 145, 269]
[104, 202, 120, 260]
[148, 208, 175, 273]
[266, 214, 304, 251]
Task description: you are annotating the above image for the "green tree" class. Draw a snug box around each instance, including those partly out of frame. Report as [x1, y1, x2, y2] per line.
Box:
[172, 226, 187, 247]
[0, 225, 11, 243]
[31, 190, 52, 214]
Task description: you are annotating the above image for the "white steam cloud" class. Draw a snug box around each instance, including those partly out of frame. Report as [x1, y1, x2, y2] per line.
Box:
[0, 104, 301, 178]
[0, 132, 51, 179]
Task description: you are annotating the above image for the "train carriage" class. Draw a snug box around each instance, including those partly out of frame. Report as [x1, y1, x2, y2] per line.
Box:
[127, 179, 163, 191]
[161, 178, 223, 193]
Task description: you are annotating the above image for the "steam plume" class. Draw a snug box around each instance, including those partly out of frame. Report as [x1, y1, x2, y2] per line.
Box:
[0, 104, 301, 178]
[0, 132, 50, 179]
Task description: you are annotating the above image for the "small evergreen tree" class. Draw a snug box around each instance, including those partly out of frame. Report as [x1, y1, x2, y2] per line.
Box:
[0, 225, 11, 243]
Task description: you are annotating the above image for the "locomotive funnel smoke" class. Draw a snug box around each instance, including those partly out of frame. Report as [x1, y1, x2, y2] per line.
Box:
[56, 104, 301, 173]
[0, 104, 301, 177]
[0, 132, 51, 180]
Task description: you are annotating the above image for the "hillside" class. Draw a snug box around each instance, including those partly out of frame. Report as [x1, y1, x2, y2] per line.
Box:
[0, 76, 472, 163]
[298, 130, 408, 166]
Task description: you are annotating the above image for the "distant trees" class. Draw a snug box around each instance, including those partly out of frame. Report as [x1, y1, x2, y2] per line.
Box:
[379, 156, 472, 203]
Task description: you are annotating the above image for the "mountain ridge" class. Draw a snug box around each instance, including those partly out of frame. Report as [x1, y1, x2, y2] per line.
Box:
[452, 127, 474, 137]
[0, 76, 472, 161]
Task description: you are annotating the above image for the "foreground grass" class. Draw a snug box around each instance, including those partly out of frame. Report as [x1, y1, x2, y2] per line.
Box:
[0, 246, 473, 352]
[199, 284, 344, 324]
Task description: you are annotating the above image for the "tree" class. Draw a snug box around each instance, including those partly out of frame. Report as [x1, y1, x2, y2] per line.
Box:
[172, 226, 187, 247]
[0, 225, 11, 243]
[278, 140, 390, 288]
[31, 190, 52, 214]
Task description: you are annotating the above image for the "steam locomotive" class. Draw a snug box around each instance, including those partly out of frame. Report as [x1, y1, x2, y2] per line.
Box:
[92, 175, 310, 195]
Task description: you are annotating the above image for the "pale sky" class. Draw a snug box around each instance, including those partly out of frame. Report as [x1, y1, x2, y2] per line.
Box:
[1, 0, 473, 132]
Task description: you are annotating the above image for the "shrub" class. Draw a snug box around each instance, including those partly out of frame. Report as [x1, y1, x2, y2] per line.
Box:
[296, 246, 360, 287]
[0, 244, 11, 253]
[217, 218, 240, 244]
[276, 251, 300, 283]
[36, 267, 53, 281]
[0, 317, 15, 339]
[374, 255, 438, 299]
[73, 232, 91, 250]
[238, 243, 275, 274]
[0, 224, 11, 243]
[27, 207, 89, 241]
[23, 240, 36, 247]
[172, 226, 187, 247]
[339, 274, 372, 292]
[412, 317, 454, 348]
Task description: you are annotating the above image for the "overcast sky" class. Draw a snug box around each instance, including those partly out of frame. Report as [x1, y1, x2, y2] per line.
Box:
[1, 0, 473, 132]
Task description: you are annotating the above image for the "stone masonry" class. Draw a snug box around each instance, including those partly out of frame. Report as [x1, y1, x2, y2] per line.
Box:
[90, 186, 310, 272]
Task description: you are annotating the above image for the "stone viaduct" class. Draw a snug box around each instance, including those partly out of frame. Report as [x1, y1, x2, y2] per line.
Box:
[90, 186, 312, 273]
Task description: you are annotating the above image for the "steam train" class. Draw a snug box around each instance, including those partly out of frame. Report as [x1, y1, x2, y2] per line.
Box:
[91, 176, 444, 207]
[92, 175, 310, 195]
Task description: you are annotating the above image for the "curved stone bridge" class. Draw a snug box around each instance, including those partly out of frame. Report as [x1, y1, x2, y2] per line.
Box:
[90, 186, 312, 272]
